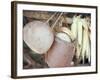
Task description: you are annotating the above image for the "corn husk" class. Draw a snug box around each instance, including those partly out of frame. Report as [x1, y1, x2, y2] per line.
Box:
[71, 15, 91, 64]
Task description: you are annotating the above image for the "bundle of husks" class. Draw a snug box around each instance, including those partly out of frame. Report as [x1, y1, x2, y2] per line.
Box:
[71, 15, 91, 65]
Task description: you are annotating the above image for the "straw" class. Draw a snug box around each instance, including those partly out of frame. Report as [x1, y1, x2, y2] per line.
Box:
[45, 12, 57, 23]
[51, 12, 63, 29]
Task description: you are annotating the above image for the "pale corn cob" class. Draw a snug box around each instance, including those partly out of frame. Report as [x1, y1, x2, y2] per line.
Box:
[85, 18, 91, 63]
[81, 29, 88, 64]
[81, 18, 91, 64]
[71, 16, 78, 39]
[71, 16, 79, 61]
[75, 16, 83, 61]
[71, 16, 82, 61]
[86, 33, 91, 63]
[77, 16, 83, 47]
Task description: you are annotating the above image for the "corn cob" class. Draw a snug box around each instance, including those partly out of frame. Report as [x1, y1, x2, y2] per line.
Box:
[77, 16, 83, 47]
[71, 16, 78, 39]
[81, 18, 91, 64]
[71, 16, 82, 61]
